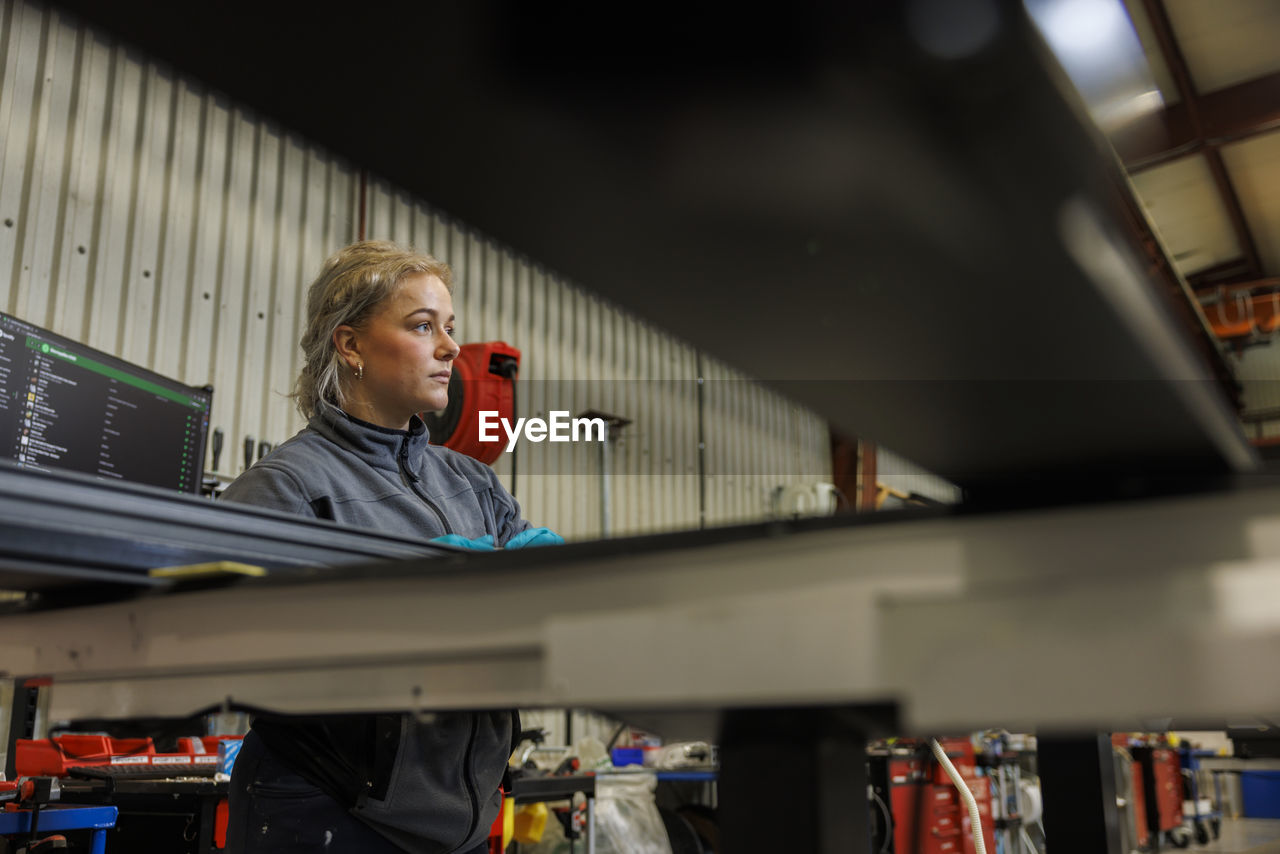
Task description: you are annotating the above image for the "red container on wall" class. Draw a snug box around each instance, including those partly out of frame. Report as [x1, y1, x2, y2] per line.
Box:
[423, 342, 520, 465]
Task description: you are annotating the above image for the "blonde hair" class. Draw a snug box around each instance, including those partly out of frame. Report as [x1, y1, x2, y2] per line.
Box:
[293, 240, 453, 418]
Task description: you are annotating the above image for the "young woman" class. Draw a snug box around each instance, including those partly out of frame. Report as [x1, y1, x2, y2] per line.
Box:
[221, 240, 557, 853]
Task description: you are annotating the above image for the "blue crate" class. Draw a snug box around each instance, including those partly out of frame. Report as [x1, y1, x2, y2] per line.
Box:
[611, 747, 645, 767]
[1241, 771, 1280, 818]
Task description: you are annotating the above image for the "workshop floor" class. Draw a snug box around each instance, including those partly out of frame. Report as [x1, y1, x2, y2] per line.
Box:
[1195, 818, 1280, 853]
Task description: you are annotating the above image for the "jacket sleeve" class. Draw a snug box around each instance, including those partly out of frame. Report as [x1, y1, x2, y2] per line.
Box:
[485, 468, 532, 547]
[218, 463, 320, 518]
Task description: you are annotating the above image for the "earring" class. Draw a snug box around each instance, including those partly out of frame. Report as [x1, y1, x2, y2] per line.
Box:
[356, 363, 364, 381]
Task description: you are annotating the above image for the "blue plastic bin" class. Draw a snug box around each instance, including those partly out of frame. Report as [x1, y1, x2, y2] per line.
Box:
[1241, 771, 1280, 818]
[611, 747, 645, 766]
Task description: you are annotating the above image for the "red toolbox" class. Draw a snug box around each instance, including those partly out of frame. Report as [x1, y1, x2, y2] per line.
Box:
[14, 735, 238, 776]
[871, 739, 997, 854]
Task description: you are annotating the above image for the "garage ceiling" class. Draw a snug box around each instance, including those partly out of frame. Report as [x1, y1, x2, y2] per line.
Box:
[1110, 0, 1280, 331]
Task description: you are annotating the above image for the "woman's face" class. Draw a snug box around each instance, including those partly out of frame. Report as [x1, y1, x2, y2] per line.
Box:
[342, 273, 459, 429]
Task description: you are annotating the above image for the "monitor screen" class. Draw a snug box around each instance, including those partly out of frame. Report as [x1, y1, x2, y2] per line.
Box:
[0, 311, 212, 494]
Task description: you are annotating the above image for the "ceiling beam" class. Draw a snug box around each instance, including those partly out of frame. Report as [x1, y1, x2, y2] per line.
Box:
[1133, 0, 1263, 280]
[1194, 277, 1280, 299]
[1199, 71, 1280, 142]
[1112, 69, 1280, 170]
[1187, 257, 1258, 292]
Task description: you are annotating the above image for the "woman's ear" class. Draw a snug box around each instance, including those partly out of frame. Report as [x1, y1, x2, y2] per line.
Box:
[333, 325, 361, 368]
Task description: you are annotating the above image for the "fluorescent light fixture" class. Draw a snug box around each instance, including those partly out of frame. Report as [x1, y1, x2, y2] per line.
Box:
[1024, 0, 1165, 131]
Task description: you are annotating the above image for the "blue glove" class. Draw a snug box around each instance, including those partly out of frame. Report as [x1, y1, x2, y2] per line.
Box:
[430, 533, 496, 551]
[504, 527, 564, 549]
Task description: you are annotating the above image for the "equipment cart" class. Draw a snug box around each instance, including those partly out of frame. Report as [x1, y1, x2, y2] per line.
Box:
[1179, 748, 1224, 847]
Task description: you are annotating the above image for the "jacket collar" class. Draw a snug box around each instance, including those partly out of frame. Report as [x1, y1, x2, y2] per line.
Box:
[310, 400, 434, 472]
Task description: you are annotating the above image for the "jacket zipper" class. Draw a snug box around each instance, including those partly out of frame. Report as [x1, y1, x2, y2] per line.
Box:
[398, 437, 453, 535]
[461, 715, 481, 848]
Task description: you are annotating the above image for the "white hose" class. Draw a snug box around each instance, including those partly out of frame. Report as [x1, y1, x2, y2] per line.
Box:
[931, 738, 987, 854]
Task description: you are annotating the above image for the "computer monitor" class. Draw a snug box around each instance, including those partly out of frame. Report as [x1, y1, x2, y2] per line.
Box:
[0, 311, 212, 494]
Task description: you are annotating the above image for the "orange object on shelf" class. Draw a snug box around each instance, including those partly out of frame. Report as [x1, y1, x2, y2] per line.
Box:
[14, 734, 240, 776]
[1205, 293, 1255, 340]
[1254, 292, 1280, 335]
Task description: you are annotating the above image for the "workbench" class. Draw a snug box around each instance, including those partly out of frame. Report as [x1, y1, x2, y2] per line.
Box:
[0, 805, 117, 854]
[5, 473, 1280, 851]
[5, 479, 1279, 732]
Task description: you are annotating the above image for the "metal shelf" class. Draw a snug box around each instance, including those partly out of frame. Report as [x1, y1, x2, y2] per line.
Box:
[3, 480, 1280, 734]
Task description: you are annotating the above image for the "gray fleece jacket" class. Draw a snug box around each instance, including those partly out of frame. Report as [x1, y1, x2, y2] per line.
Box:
[219, 400, 527, 854]
[221, 399, 530, 545]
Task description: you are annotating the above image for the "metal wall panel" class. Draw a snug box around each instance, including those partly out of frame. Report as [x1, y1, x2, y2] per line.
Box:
[2, 0, 831, 539]
[0, 0, 357, 480]
[701, 356, 834, 527]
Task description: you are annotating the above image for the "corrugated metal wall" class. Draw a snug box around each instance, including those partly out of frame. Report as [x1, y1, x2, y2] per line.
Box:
[0, 0, 357, 473]
[0, 0, 832, 541]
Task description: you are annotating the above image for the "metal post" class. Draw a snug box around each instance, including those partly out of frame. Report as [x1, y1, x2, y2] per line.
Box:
[994, 764, 1009, 853]
[719, 707, 882, 853]
[696, 357, 706, 530]
[1011, 763, 1025, 853]
[599, 433, 610, 538]
[1039, 733, 1124, 854]
[579, 411, 629, 539]
[4, 678, 42, 780]
[199, 792, 217, 854]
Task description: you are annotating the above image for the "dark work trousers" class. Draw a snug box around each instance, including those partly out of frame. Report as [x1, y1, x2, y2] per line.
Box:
[225, 729, 491, 854]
